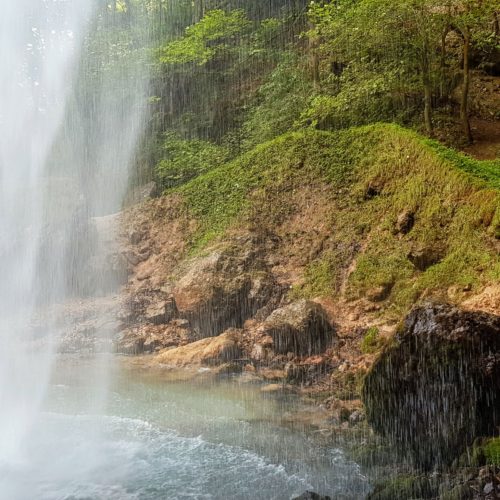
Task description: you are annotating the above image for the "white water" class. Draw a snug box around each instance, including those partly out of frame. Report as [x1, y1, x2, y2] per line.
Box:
[0, 0, 148, 465]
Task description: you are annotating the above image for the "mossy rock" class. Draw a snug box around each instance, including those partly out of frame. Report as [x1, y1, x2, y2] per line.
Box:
[362, 303, 500, 470]
[368, 475, 437, 500]
[348, 443, 395, 467]
[439, 484, 473, 500]
[459, 437, 500, 467]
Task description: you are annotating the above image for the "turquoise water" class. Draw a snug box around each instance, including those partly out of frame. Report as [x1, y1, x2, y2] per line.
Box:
[0, 356, 370, 499]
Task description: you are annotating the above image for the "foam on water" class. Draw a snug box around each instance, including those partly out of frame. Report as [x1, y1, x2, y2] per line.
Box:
[0, 358, 371, 500]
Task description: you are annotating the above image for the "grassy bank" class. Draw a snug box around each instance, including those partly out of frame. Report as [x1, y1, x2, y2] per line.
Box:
[172, 123, 499, 317]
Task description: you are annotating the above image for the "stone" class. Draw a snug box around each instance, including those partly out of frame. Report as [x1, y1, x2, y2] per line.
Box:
[407, 246, 443, 271]
[144, 297, 178, 325]
[115, 319, 192, 355]
[366, 284, 393, 302]
[172, 241, 277, 339]
[363, 302, 500, 470]
[262, 300, 335, 357]
[395, 210, 415, 235]
[484, 482, 494, 495]
[349, 410, 365, 425]
[154, 329, 242, 367]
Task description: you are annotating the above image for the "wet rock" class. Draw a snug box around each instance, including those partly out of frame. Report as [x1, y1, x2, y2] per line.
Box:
[484, 482, 494, 495]
[395, 209, 415, 235]
[284, 357, 331, 384]
[144, 297, 178, 325]
[368, 475, 437, 500]
[349, 409, 365, 425]
[407, 246, 444, 271]
[363, 302, 500, 470]
[154, 329, 242, 367]
[366, 284, 393, 302]
[128, 229, 144, 245]
[262, 300, 335, 357]
[172, 240, 278, 338]
[115, 319, 192, 355]
[88, 213, 129, 293]
[292, 492, 331, 500]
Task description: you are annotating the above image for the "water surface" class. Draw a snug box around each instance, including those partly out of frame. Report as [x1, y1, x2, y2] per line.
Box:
[0, 356, 370, 499]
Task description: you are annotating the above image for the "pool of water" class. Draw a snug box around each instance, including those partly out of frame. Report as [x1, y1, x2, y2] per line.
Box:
[0, 356, 370, 499]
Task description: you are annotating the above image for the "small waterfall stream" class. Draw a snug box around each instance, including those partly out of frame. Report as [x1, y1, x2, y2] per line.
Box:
[0, 0, 149, 468]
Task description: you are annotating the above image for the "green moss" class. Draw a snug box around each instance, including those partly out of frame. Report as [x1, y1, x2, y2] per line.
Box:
[483, 437, 500, 466]
[289, 252, 341, 300]
[172, 123, 499, 314]
[361, 327, 381, 354]
[348, 252, 414, 301]
[458, 437, 500, 467]
[368, 474, 437, 500]
[176, 129, 359, 248]
[422, 137, 500, 190]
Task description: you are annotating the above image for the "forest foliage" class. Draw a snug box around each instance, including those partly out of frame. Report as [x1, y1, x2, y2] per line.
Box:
[87, 1, 499, 191]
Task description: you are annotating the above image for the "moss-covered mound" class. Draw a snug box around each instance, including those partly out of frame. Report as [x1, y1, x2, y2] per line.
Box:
[172, 123, 499, 318]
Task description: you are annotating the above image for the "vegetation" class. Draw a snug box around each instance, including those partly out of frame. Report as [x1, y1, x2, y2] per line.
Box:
[360, 327, 382, 354]
[173, 123, 499, 316]
[87, 0, 499, 320]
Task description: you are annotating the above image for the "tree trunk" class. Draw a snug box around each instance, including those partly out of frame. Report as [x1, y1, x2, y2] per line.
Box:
[440, 26, 450, 99]
[308, 22, 320, 89]
[461, 30, 473, 144]
[423, 80, 433, 135]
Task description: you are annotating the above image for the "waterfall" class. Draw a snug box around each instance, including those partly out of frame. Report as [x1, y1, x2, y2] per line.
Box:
[0, 0, 149, 465]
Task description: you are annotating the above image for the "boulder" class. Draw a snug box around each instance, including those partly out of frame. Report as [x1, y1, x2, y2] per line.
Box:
[394, 209, 415, 235]
[363, 303, 500, 470]
[144, 296, 178, 325]
[262, 300, 335, 357]
[155, 329, 242, 367]
[172, 240, 277, 338]
[115, 319, 192, 355]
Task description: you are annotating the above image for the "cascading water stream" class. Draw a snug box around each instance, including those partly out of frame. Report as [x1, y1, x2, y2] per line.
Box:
[0, 0, 93, 463]
[0, 0, 149, 467]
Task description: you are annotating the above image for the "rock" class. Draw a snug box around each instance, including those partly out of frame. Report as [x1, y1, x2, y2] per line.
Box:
[349, 409, 365, 425]
[407, 246, 443, 271]
[292, 492, 331, 500]
[363, 302, 500, 470]
[154, 329, 242, 367]
[126, 181, 157, 204]
[129, 229, 144, 245]
[395, 210, 415, 234]
[260, 383, 294, 394]
[115, 319, 192, 355]
[172, 241, 277, 338]
[262, 300, 335, 356]
[144, 297, 178, 325]
[368, 475, 436, 500]
[484, 482, 494, 495]
[366, 284, 393, 302]
[88, 213, 129, 293]
[284, 357, 331, 384]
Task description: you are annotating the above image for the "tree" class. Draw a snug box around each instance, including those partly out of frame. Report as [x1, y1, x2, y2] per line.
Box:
[440, 0, 498, 143]
[308, 0, 443, 134]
